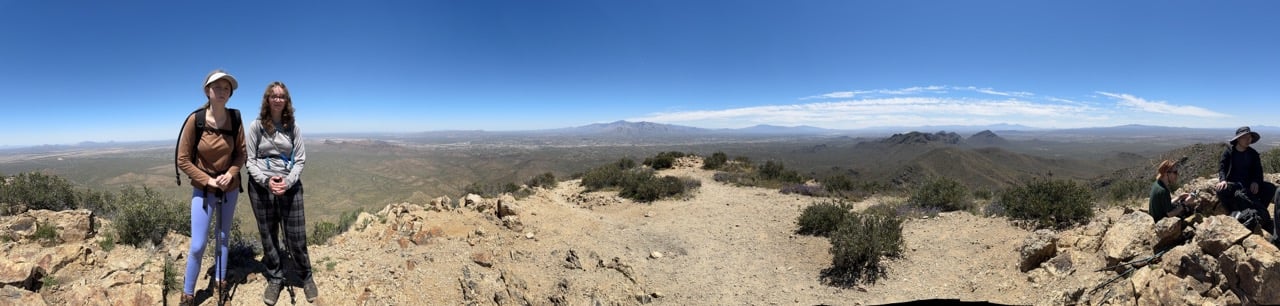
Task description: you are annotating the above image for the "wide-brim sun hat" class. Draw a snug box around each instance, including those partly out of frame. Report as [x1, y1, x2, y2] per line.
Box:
[1231, 126, 1260, 145]
[203, 70, 238, 91]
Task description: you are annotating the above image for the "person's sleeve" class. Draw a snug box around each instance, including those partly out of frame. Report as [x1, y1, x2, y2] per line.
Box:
[1251, 150, 1264, 185]
[245, 120, 271, 186]
[1219, 147, 1230, 181]
[285, 125, 305, 188]
[176, 113, 212, 185]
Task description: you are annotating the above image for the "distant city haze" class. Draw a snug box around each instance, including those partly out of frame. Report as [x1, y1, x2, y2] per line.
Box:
[1, 1, 1276, 147]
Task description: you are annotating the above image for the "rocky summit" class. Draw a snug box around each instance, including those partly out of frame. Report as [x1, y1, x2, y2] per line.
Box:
[4, 160, 1280, 305]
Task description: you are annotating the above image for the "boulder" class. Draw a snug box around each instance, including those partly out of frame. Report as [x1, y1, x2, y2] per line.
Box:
[1153, 217, 1184, 249]
[2, 215, 37, 239]
[0, 257, 45, 290]
[1158, 244, 1219, 285]
[501, 216, 524, 232]
[0, 286, 47, 306]
[1102, 212, 1156, 266]
[1195, 215, 1252, 257]
[354, 212, 378, 231]
[1019, 229, 1057, 272]
[497, 194, 522, 218]
[1218, 235, 1280, 304]
[430, 196, 453, 211]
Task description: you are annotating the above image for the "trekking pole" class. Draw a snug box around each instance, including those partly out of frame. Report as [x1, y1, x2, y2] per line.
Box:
[273, 187, 298, 304]
[215, 190, 225, 306]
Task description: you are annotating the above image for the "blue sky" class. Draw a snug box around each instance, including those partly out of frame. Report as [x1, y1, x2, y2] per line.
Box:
[1, 1, 1277, 146]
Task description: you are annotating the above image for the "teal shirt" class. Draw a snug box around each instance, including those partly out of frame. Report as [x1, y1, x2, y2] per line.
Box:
[1148, 180, 1172, 221]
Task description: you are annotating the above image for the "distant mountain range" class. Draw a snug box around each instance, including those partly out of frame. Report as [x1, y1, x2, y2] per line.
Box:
[6, 121, 1279, 151]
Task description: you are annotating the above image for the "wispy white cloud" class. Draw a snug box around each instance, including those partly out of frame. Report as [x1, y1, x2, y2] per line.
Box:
[1097, 91, 1228, 118]
[638, 86, 1232, 129]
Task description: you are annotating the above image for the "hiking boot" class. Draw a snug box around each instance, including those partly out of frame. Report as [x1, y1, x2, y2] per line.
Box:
[263, 282, 283, 305]
[303, 278, 319, 303]
[179, 294, 195, 306]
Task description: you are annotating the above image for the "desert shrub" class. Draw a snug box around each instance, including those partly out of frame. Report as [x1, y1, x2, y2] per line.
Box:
[526, 172, 557, 189]
[619, 175, 688, 202]
[910, 177, 971, 212]
[759, 160, 802, 183]
[163, 257, 180, 293]
[998, 179, 1094, 229]
[1100, 178, 1148, 203]
[114, 186, 189, 247]
[32, 220, 59, 244]
[781, 184, 826, 197]
[463, 181, 520, 198]
[702, 152, 728, 170]
[643, 151, 687, 170]
[821, 175, 856, 193]
[796, 201, 851, 237]
[77, 189, 116, 218]
[98, 231, 116, 252]
[309, 208, 363, 245]
[712, 172, 755, 186]
[0, 172, 79, 214]
[581, 159, 639, 191]
[822, 211, 904, 286]
[226, 219, 260, 267]
[1265, 148, 1280, 173]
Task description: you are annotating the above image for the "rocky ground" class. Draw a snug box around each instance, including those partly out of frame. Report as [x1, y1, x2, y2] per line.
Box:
[4, 160, 1280, 305]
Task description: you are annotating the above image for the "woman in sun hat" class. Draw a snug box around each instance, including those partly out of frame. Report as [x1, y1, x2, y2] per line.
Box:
[175, 69, 246, 306]
[1215, 126, 1277, 237]
[246, 81, 318, 305]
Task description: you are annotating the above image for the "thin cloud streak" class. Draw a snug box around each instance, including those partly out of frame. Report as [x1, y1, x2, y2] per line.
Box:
[1096, 92, 1228, 118]
[640, 87, 1229, 129]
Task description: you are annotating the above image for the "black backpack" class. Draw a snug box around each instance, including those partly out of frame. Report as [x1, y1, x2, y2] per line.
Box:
[173, 108, 242, 190]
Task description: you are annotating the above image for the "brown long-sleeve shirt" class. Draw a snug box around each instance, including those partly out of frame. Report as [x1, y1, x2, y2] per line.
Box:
[176, 110, 246, 192]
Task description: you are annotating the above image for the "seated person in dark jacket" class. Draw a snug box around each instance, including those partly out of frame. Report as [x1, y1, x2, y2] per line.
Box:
[1149, 159, 1193, 221]
[1215, 126, 1277, 236]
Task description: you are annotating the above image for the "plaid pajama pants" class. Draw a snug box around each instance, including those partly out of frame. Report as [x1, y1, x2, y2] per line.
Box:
[248, 179, 314, 284]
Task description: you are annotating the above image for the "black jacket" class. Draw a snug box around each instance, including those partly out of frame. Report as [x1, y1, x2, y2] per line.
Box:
[1219, 145, 1264, 186]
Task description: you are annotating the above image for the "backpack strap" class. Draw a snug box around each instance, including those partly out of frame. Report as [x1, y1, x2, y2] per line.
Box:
[174, 108, 205, 186]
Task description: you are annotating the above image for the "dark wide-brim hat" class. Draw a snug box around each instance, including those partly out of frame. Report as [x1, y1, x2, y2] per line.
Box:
[1231, 126, 1260, 145]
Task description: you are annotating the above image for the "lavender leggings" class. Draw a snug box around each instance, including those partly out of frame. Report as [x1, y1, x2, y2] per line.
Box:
[183, 188, 238, 295]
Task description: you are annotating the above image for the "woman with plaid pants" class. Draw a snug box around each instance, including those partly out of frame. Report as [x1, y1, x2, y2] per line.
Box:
[246, 81, 317, 305]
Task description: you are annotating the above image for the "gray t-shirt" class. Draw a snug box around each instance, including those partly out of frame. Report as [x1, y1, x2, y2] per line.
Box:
[246, 119, 306, 188]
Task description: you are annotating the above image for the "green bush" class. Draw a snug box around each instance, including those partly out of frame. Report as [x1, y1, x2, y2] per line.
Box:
[759, 161, 796, 181]
[114, 187, 189, 247]
[998, 179, 1095, 229]
[702, 152, 728, 170]
[910, 177, 970, 212]
[163, 257, 179, 293]
[32, 220, 59, 244]
[309, 208, 363, 245]
[1265, 148, 1280, 173]
[822, 211, 904, 286]
[619, 175, 695, 203]
[644, 151, 687, 170]
[98, 232, 116, 252]
[526, 172, 558, 189]
[463, 181, 520, 198]
[581, 159, 639, 191]
[0, 172, 79, 214]
[821, 175, 856, 193]
[796, 201, 851, 237]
